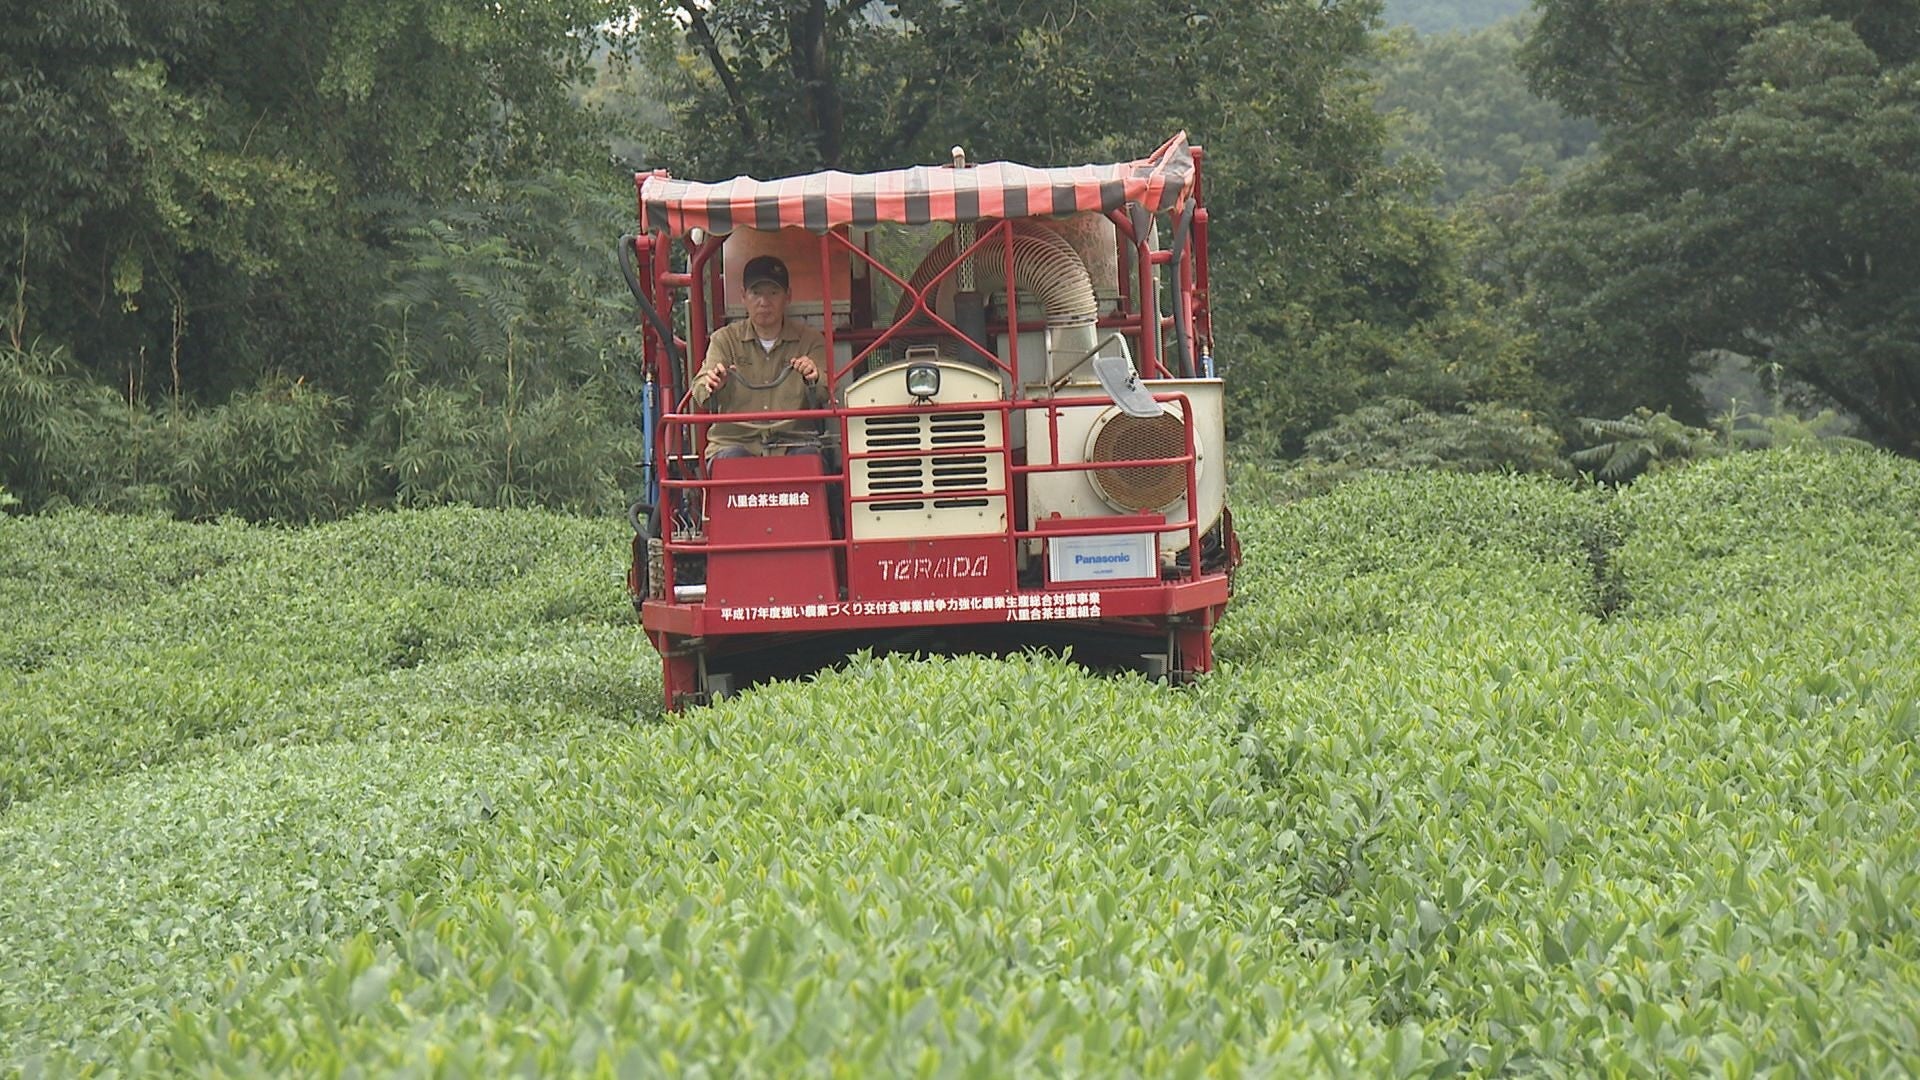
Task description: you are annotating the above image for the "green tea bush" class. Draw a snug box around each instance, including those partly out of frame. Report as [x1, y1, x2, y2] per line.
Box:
[0, 738, 566, 1064]
[1612, 446, 1920, 616]
[1222, 609, 1920, 1073]
[0, 506, 645, 811]
[0, 511, 266, 674]
[60, 655, 1439, 1076]
[1219, 469, 1618, 671]
[1216, 450, 1920, 1074]
[3, 449, 1918, 1076]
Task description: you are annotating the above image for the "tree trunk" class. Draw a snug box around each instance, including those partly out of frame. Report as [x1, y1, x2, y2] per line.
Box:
[788, 0, 841, 167]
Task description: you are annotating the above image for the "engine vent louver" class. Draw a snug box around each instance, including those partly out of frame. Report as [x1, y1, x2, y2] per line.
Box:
[849, 409, 1005, 539]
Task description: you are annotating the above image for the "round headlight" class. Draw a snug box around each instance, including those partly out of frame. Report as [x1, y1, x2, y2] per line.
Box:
[905, 362, 941, 400]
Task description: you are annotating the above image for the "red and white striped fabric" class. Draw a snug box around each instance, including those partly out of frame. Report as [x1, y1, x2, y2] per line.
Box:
[639, 133, 1193, 236]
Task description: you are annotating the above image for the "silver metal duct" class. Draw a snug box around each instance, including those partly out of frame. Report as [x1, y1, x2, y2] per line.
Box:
[891, 222, 1101, 382]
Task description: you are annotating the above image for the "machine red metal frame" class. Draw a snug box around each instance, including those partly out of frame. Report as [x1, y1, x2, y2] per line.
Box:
[623, 135, 1238, 709]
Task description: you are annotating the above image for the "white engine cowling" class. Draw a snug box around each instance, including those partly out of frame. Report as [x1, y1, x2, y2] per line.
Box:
[1024, 378, 1225, 556]
[842, 361, 1008, 542]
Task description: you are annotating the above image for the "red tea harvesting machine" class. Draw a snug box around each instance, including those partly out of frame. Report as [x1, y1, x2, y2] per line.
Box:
[620, 134, 1239, 710]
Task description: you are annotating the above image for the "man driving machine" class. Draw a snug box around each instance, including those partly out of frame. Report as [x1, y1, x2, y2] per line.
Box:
[690, 255, 829, 459]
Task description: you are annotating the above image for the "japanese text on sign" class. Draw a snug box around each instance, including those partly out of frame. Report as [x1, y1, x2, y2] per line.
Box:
[725, 491, 811, 509]
[716, 591, 1103, 623]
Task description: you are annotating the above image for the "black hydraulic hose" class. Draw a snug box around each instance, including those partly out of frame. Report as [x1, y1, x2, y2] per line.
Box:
[1168, 204, 1196, 380]
[618, 234, 683, 372]
[619, 234, 680, 535]
[1169, 202, 1193, 263]
[628, 501, 664, 599]
[628, 498, 659, 538]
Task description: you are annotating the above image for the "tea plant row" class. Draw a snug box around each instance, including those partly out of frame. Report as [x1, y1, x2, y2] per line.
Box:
[2, 449, 1915, 1074]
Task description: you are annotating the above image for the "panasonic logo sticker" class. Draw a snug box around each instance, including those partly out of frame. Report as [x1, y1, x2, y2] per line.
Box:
[1049, 532, 1157, 583]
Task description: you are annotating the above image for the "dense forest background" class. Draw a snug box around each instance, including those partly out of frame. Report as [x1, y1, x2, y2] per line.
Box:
[3, 0, 1916, 520]
[1383, 0, 1530, 34]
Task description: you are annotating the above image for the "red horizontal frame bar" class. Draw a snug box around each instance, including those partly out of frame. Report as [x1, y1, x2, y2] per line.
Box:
[641, 575, 1228, 637]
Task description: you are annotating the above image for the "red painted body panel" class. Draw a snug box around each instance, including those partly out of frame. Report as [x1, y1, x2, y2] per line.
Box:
[704, 455, 839, 607]
[847, 537, 1015, 602]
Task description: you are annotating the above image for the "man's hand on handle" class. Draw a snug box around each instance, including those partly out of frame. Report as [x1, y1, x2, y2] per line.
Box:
[790, 355, 819, 384]
[699, 365, 730, 396]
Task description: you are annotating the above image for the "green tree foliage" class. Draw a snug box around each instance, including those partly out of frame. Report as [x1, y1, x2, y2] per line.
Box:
[1, 346, 365, 521]
[364, 175, 643, 512]
[1374, 19, 1599, 204]
[1513, 3, 1920, 451]
[0, 0, 621, 405]
[630, 0, 1492, 451]
[1571, 408, 1722, 482]
[0, 337, 135, 510]
[1, 0, 653, 518]
[633, 0, 1380, 178]
[1381, 0, 1530, 34]
[1304, 396, 1568, 477]
[1736, 409, 1875, 454]
[3, 0, 1556, 514]
[1240, 203, 1559, 458]
[580, 46, 680, 172]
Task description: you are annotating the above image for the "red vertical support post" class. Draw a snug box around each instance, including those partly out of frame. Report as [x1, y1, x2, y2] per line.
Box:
[635, 180, 659, 470]
[1000, 401, 1018, 555]
[817, 229, 837, 392]
[1106, 208, 1143, 372]
[686, 234, 729, 465]
[1174, 614, 1215, 679]
[1003, 220, 1020, 384]
[685, 237, 710, 472]
[649, 228, 694, 597]
[657, 633, 700, 710]
[628, 233, 652, 377]
[818, 228, 850, 550]
[1189, 147, 1212, 367]
[683, 234, 720, 387]
[707, 235, 725, 337]
[1002, 222, 1024, 559]
[1184, 393, 1201, 581]
[648, 229, 674, 393]
[851, 230, 874, 331]
[1135, 225, 1160, 379]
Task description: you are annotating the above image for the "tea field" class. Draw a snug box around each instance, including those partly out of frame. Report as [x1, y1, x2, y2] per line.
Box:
[3, 448, 1918, 1075]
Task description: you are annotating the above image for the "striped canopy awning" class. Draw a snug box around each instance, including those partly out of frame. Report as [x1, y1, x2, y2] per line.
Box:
[639, 133, 1193, 236]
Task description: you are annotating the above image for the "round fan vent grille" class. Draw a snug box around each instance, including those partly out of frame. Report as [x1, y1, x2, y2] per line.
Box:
[1089, 410, 1189, 512]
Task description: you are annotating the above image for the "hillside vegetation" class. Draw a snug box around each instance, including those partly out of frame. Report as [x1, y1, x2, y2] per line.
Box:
[4, 449, 1918, 1074]
[1374, 18, 1598, 204]
[1382, 0, 1530, 35]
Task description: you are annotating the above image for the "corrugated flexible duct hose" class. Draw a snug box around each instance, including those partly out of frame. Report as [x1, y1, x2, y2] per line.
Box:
[891, 223, 1102, 383]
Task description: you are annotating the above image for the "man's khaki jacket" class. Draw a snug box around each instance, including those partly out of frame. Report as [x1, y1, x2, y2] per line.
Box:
[691, 318, 829, 456]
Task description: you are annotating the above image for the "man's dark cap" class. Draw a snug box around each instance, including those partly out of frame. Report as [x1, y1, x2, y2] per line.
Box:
[741, 255, 790, 291]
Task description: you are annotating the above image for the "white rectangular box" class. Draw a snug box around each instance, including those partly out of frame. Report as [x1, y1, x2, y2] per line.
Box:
[1047, 532, 1158, 585]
